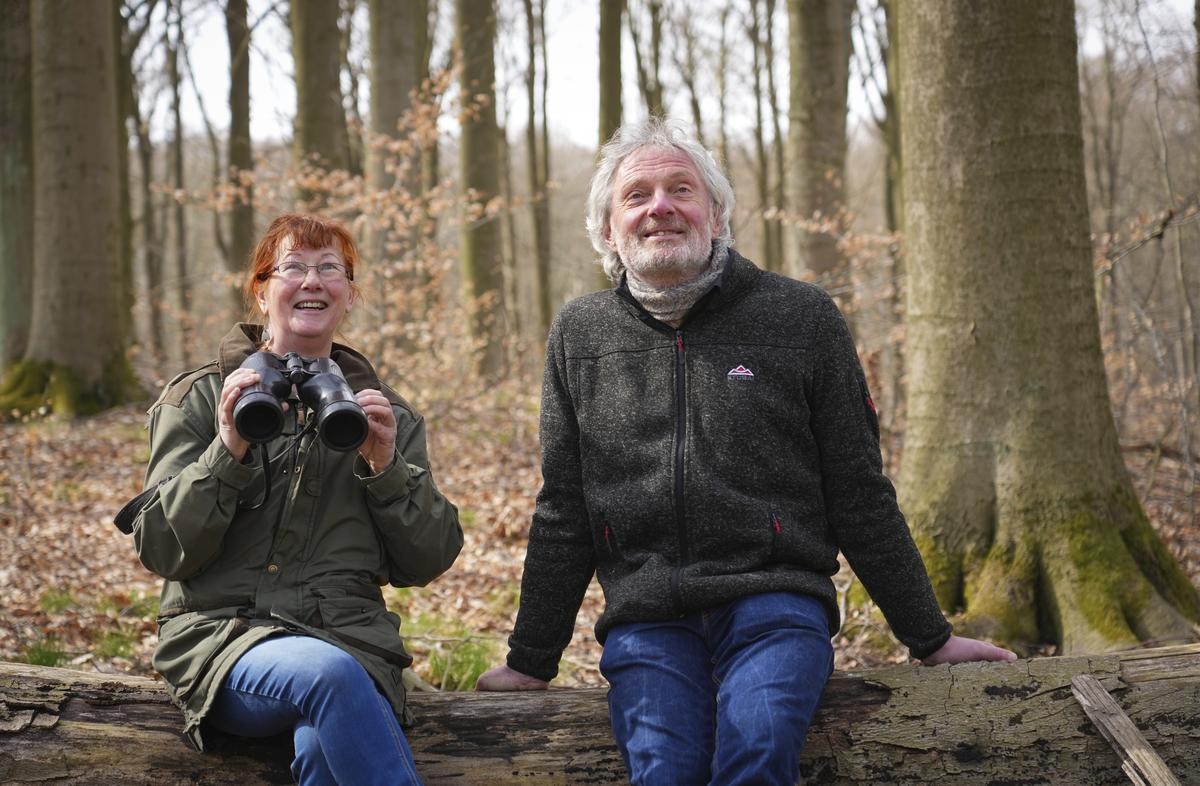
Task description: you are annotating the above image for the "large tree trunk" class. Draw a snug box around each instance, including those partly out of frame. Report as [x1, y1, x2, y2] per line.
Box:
[456, 0, 506, 377]
[4, 645, 1200, 784]
[786, 0, 852, 281]
[226, 0, 253, 319]
[292, 0, 351, 187]
[0, 0, 33, 370]
[0, 0, 131, 417]
[896, 0, 1200, 654]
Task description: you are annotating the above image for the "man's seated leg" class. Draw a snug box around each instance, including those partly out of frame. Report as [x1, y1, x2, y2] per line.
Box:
[707, 592, 833, 786]
[600, 616, 717, 785]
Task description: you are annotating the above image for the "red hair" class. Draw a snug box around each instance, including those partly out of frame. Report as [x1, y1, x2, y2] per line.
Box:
[244, 213, 361, 311]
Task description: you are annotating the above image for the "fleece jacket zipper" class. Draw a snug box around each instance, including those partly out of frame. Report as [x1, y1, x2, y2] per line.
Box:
[671, 330, 688, 612]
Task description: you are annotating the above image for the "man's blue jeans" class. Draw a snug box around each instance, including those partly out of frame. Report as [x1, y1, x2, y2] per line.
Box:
[599, 592, 833, 786]
[207, 634, 421, 786]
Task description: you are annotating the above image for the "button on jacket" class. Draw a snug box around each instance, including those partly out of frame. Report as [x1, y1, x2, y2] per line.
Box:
[132, 324, 463, 750]
[507, 252, 951, 681]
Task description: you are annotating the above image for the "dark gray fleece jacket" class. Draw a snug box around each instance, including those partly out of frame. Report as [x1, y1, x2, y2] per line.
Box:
[507, 251, 952, 681]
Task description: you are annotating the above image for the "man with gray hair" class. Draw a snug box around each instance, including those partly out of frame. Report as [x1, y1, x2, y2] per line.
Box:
[477, 118, 1014, 785]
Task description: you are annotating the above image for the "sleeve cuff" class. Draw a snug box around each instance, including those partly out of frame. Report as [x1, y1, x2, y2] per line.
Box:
[200, 437, 258, 490]
[356, 451, 415, 503]
[905, 623, 954, 661]
[506, 638, 562, 683]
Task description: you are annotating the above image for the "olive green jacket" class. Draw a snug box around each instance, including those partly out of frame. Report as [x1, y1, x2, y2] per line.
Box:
[132, 324, 463, 750]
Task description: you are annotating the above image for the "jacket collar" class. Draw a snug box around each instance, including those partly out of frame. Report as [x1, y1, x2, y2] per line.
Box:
[217, 323, 402, 405]
[615, 248, 761, 330]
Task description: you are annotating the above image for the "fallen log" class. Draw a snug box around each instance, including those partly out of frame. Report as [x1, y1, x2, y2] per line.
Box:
[2, 643, 1198, 784]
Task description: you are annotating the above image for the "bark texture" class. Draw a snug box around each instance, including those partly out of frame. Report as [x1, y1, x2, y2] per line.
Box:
[786, 0, 852, 279]
[5, 0, 129, 415]
[455, 0, 506, 376]
[896, 0, 1200, 654]
[292, 0, 351, 175]
[0, 0, 33, 369]
[4, 645, 1200, 784]
[226, 0, 253, 317]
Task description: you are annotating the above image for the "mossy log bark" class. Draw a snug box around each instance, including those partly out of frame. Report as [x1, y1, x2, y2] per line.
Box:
[4, 645, 1200, 784]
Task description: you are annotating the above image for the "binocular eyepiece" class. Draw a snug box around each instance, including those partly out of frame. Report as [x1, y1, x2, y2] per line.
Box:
[232, 351, 368, 451]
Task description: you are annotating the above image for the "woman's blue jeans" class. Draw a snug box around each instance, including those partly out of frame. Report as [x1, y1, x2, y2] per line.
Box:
[599, 592, 833, 786]
[207, 634, 421, 786]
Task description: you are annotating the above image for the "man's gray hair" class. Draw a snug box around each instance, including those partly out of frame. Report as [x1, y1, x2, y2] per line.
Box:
[586, 117, 736, 283]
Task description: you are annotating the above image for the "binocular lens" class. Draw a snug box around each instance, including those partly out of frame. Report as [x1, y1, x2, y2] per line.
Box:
[233, 392, 286, 443]
[317, 400, 368, 452]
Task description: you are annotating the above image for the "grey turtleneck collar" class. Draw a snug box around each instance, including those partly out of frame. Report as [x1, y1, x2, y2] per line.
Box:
[623, 247, 729, 327]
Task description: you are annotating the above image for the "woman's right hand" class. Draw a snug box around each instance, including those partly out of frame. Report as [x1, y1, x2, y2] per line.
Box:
[218, 368, 261, 462]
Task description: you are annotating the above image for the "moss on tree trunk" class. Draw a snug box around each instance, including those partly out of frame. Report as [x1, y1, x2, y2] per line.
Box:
[0, 355, 135, 418]
[895, 0, 1199, 655]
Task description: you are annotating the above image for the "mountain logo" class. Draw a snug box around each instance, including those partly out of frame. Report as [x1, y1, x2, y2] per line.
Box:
[727, 365, 755, 380]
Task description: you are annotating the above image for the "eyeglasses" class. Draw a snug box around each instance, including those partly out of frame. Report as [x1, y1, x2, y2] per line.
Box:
[271, 261, 351, 281]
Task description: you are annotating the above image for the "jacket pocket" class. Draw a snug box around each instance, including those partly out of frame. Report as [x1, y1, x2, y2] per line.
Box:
[316, 596, 412, 668]
[769, 511, 790, 562]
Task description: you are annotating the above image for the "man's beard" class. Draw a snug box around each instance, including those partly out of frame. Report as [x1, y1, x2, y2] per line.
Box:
[616, 218, 714, 284]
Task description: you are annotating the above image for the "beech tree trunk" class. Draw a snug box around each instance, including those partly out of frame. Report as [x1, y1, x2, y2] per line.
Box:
[786, 0, 852, 281]
[896, 0, 1200, 654]
[0, 0, 131, 416]
[596, 0, 623, 290]
[4, 645, 1200, 784]
[455, 0, 506, 377]
[523, 0, 552, 334]
[292, 0, 351, 180]
[0, 0, 33, 370]
[226, 0, 253, 318]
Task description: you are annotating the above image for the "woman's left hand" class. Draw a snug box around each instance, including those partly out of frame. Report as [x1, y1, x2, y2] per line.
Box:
[356, 389, 397, 475]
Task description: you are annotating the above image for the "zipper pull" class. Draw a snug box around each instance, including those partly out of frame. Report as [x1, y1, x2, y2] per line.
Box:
[772, 513, 782, 534]
[675, 332, 684, 353]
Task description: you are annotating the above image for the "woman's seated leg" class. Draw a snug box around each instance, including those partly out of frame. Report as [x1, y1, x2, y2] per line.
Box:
[208, 634, 421, 786]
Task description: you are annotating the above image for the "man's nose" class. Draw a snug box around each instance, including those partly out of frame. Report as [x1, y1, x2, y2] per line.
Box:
[647, 188, 675, 216]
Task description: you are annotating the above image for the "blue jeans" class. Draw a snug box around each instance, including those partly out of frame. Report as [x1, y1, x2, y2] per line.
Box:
[207, 634, 421, 786]
[599, 592, 833, 786]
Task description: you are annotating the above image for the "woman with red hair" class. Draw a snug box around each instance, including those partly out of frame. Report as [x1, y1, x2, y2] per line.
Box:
[130, 213, 462, 785]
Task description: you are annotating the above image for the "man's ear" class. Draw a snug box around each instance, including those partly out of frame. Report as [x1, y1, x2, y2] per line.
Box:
[603, 223, 618, 253]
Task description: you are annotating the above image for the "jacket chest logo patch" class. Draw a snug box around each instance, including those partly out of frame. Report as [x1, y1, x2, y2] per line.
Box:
[726, 365, 755, 380]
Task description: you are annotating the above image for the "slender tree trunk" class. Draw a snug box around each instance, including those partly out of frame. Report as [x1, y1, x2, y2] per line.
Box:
[674, 14, 705, 146]
[340, 0, 365, 177]
[748, 0, 777, 272]
[456, 0, 506, 376]
[166, 0, 189, 368]
[292, 0, 351, 186]
[717, 8, 731, 174]
[599, 0, 623, 145]
[596, 0, 623, 290]
[113, 0, 134, 353]
[787, 0, 852, 282]
[896, 0, 1200, 654]
[2, 0, 130, 415]
[763, 0, 786, 275]
[366, 0, 427, 362]
[628, 0, 665, 117]
[226, 0, 253, 318]
[524, 0, 552, 334]
[0, 0, 33, 370]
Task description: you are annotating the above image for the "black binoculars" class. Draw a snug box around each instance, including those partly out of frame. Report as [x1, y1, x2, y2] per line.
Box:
[232, 351, 368, 451]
